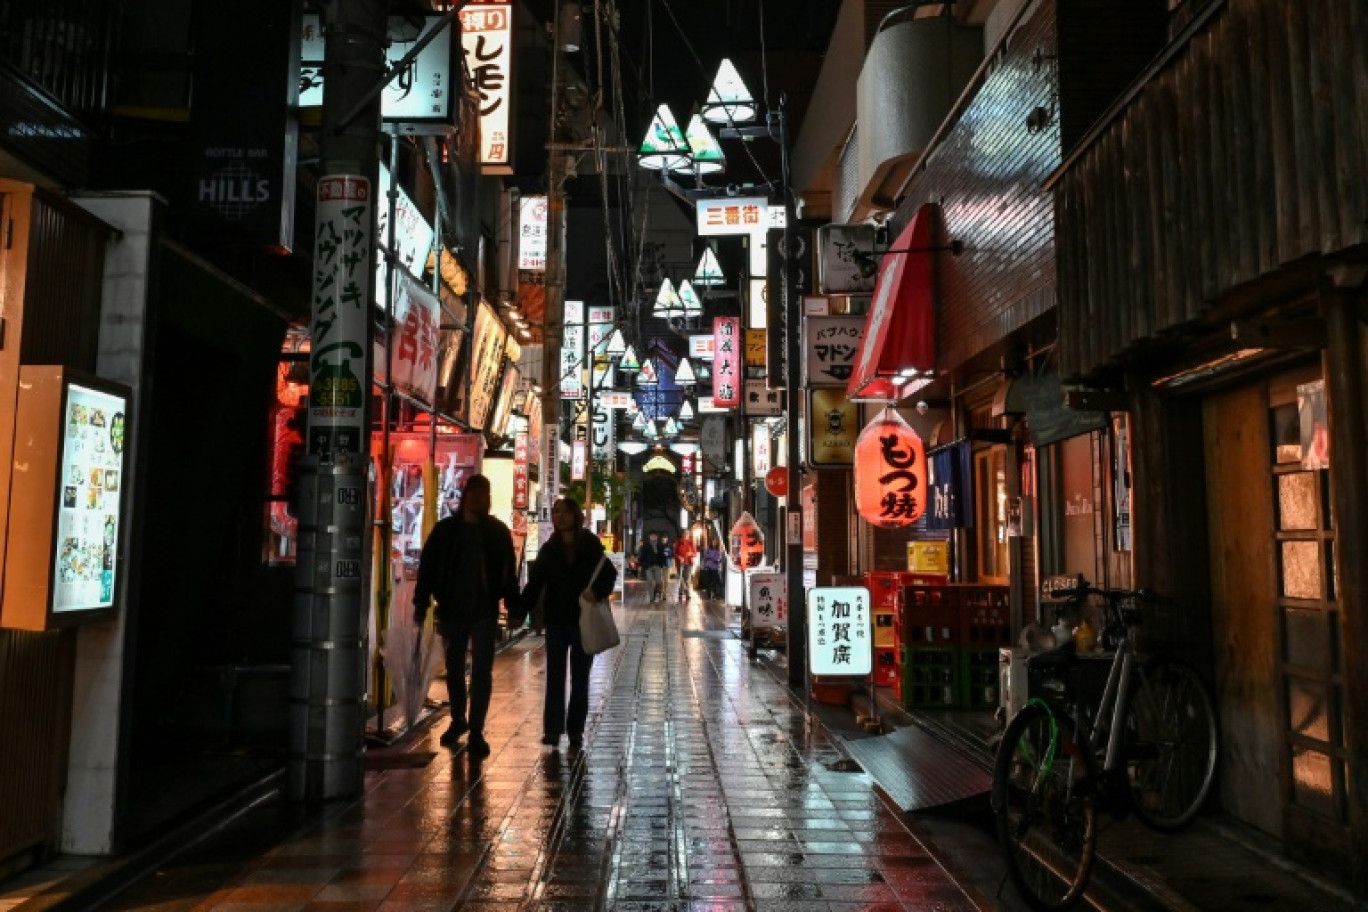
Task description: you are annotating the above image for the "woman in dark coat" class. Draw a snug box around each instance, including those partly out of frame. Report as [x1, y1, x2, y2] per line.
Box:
[521, 496, 617, 749]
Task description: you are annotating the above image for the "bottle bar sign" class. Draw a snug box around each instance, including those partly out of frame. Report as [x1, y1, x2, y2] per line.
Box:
[806, 586, 872, 676]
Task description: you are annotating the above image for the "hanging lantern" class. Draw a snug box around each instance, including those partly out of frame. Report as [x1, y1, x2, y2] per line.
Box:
[728, 511, 765, 570]
[854, 407, 928, 528]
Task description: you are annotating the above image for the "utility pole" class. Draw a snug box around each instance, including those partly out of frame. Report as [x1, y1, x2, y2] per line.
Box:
[779, 96, 806, 687]
[540, 4, 569, 521]
[292, 0, 386, 803]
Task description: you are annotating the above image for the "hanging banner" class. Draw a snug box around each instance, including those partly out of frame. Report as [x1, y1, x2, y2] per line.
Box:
[390, 273, 441, 404]
[807, 586, 873, 676]
[805, 315, 865, 387]
[513, 431, 530, 509]
[308, 175, 372, 463]
[701, 416, 727, 471]
[458, 3, 515, 171]
[375, 164, 434, 308]
[752, 423, 771, 477]
[713, 316, 742, 407]
[466, 301, 508, 430]
[927, 439, 974, 530]
[571, 439, 587, 481]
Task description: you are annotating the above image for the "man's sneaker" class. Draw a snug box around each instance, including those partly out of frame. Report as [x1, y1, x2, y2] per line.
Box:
[467, 734, 491, 757]
[541, 733, 560, 747]
[440, 720, 468, 747]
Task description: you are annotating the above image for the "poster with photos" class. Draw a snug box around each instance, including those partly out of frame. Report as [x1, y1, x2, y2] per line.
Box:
[54, 383, 127, 612]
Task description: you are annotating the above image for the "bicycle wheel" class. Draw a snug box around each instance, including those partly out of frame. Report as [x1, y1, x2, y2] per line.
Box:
[1123, 657, 1219, 831]
[993, 702, 1097, 911]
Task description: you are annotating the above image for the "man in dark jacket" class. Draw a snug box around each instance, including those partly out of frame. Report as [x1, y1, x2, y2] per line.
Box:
[414, 474, 519, 757]
[636, 532, 668, 602]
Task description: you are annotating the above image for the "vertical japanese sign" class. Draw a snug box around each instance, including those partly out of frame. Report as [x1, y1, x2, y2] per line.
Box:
[806, 586, 872, 676]
[391, 273, 441, 404]
[591, 397, 614, 460]
[571, 439, 587, 481]
[309, 175, 372, 463]
[749, 572, 787, 636]
[459, 3, 514, 172]
[752, 423, 771, 476]
[518, 195, 548, 271]
[513, 431, 530, 509]
[743, 379, 783, 416]
[586, 306, 616, 358]
[713, 316, 741, 408]
[375, 163, 434, 309]
[561, 324, 584, 400]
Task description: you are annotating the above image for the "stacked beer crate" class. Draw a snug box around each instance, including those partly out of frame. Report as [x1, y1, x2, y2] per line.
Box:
[899, 579, 1012, 711]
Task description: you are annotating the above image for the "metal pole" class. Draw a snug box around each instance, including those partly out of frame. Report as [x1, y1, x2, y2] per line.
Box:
[541, 3, 568, 519]
[293, 0, 386, 802]
[779, 97, 806, 687]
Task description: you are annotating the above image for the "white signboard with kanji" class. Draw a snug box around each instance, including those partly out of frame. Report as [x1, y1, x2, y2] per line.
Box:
[743, 379, 782, 416]
[458, 3, 514, 171]
[749, 572, 787, 635]
[696, 197, 768, 236]
[806, 586, 872, 676]
[560, 324, 584, 400]
[518, 195, 547, 270]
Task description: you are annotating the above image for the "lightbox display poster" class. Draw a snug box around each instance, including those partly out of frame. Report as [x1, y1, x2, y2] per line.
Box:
[54, 384, 129, 613]
[458, 3, 515, 170]
[808, 388, 858, 466]
[713, 316, 741, 407]
[806, 586, 872, 676]
[748, 572, 787, 635]
[467, 301, 508, 430]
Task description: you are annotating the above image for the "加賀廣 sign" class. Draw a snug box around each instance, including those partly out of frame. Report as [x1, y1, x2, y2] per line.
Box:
[806, 586, 872, 676]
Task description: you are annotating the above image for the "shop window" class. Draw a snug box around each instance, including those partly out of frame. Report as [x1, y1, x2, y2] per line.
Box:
[974, 446, 1009, 582]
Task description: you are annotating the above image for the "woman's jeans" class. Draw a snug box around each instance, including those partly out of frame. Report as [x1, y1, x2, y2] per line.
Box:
[544, 624, 593, 738]
[442, 615, 498, 735]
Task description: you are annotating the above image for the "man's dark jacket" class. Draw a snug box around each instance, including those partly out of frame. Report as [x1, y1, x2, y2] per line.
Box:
[637, 539, 668, 569]
[413, 513, 520, 628]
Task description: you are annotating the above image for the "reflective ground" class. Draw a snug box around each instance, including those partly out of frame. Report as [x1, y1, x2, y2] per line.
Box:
[99, 583, 980, 911]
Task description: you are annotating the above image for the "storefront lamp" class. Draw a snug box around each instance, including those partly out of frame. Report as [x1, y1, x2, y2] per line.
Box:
[693, 247, 726, 287]
[702, 59, 756, 125]
[638, 104, 692, 171]
[728, 511, 765, 569]
[854, 406, 928, 528]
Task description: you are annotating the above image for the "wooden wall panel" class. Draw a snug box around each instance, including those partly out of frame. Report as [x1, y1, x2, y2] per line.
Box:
[1057, 0, 1368, 379]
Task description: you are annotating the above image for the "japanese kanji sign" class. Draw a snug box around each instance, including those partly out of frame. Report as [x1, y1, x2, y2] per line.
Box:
[713, 316, 741, 408]
[804, 315, 865, 387]
[743, 380, 782, 416]
[745, 329, 767, 368]
[808, 388, 858, 466]
[390, 272, 441, 404]
[854, 407, 928, 527]
[375, 163, 433, 309]
[806, 586, 872, 676]
[459, 3, 514, 171]
[513, 431, 530, 509]
[309, 175, 371, 463]
[696, 197, 768, 236]
[749, 572, 787, 635]
[518, 195, 547, 270]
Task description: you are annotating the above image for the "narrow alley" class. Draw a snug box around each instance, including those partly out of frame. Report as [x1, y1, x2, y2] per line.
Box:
[90, 586, 982, 912]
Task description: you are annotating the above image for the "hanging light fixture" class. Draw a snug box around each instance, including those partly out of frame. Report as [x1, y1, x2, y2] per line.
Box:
[653, 277, 683, 317]
[605, 327, 626, 356]
[632, 411, 648, 431]
[854, 407, 928, 528]
[701, 59, 757, 125]
[673, 115, 725, 174]
[674, 356, 697, 385]
[678, 398, 695, 420]
[677, 279, 703, 316]
[637, 357, 659, 384]
[638, 104, 692, 171]
[693, 247, 726, 287]
[643, 419, 660, 439]
[663, 416, 681, 437]
[618, 440, 649, 455]
[618, 344, 641, 371]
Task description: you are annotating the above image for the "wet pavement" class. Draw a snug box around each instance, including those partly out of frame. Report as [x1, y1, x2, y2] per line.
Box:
[87, 584, 984, 912]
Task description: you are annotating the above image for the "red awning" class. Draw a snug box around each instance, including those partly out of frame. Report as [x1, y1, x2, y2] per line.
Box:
[846, 203, 939, 401]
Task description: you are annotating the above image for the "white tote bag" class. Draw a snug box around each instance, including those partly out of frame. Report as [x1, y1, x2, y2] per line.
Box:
[579, 553, 620, 655]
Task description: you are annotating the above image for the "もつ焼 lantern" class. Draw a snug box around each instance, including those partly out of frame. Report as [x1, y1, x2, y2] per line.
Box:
[854, 407, 928, 528]
[729, 511, 765, 569]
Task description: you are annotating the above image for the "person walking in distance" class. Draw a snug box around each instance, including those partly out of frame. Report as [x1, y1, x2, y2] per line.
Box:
[701, 537, 724, 602]
[672, 534, 696, 603]
[520, 497, 617, 750]
[414, 474, 520, 758]
[637, 532, 668, 603]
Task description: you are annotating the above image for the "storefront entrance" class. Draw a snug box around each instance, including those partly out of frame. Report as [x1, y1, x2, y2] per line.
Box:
[1203, 365, 1351, 875]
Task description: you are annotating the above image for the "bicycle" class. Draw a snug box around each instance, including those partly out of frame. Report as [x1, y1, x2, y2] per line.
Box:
[991, 575, 1220, 911]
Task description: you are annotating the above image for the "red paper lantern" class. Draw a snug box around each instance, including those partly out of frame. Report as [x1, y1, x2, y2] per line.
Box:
[854, 407, 928, 528]
[728, 511, 766, 569]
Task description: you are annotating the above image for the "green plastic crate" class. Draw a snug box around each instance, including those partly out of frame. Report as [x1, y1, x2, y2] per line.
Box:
[901, 646, 958, 709]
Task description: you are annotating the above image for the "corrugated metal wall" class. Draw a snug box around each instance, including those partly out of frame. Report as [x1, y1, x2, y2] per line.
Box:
[1055, 0, 1368, 379]
[0, 630, 75, 860]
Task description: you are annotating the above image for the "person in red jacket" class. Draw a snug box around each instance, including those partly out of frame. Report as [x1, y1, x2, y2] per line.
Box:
[672, 535, 697, 603]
